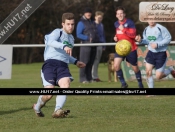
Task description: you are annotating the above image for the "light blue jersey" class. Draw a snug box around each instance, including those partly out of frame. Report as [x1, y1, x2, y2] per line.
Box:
[44, 28, 77, 64]
[140, 23, 171, 53]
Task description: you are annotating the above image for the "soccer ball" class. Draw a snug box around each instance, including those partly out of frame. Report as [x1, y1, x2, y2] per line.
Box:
[115, 39, 132, 56]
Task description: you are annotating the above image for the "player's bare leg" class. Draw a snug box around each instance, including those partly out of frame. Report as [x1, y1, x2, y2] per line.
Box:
[144, 63, 155, 97]
[155, 71, 166, 80]
[52, 77, 71, 118]
[114, 58, 128, 88]
[156, 66, 175, 80]
[169, 66, 175, 78]
[33, 85, 54, 117]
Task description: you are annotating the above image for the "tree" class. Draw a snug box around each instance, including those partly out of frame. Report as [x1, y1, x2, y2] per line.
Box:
[1, 0, 174, 63]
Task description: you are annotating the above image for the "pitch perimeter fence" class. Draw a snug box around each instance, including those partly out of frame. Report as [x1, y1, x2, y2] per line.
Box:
[1, 42, 175, 80]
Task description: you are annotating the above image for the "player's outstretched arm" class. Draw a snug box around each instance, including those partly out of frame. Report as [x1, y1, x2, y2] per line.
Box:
[69, 55, 86, 68]
[76, 61, 86, 68]
[45, 29, 65, 49]
[114, 36, 118, 42]
[135, 34, 141, 42]
[64, 46, 72, 56]
[138, 29, 149, 45]
[157, 26, 171, 47]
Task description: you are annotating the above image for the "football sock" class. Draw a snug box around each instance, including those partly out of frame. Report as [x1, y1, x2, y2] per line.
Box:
[116, 69, 126, 85]
[35, 95, 45, 113]
[55, 95, 66, 111]
[135, 70, 143, 87]
[147, 76, 154, 88]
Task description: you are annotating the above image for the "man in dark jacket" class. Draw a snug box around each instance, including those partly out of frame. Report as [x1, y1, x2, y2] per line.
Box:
[76, 7, 99, 83]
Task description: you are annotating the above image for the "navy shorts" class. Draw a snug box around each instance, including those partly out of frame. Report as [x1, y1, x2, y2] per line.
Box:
[145, 51, 167, 71]
[41, 59, 73, 87]
[115, 50, 138, 66]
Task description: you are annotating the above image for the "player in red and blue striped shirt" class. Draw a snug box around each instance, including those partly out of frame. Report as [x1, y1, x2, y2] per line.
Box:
[113, 6, 144, 88]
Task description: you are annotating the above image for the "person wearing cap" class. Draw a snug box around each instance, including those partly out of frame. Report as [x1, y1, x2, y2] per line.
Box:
[76, 7, 99, 83]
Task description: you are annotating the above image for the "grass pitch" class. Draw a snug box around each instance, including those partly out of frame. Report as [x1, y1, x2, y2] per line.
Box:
[0, 63, 174, 88]
[0, 63, 175, 132]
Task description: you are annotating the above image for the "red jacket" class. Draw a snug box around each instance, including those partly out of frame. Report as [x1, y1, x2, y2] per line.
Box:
[114, 18, 137, 51]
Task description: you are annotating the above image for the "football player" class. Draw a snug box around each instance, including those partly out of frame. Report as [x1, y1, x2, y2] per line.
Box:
[33, 13, 86, 118]
[114, 6, 144, 88]
[135, 21, 175, 89]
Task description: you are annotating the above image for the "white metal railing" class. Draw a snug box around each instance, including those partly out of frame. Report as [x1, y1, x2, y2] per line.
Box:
[5, 41, 175, 47]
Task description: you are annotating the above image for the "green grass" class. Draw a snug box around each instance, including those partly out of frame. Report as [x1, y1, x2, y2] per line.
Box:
[0, 63, 175, 132]
[0, 63, 175, 88]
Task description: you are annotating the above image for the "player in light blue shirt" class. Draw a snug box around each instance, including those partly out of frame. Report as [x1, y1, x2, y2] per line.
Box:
[140, 23, 171, 53]
[44, 28, 76, 64]
[135, 22, 175, 89]
[33, 13, 86, 118]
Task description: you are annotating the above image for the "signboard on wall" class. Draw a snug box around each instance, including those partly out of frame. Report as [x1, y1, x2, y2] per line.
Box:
[0, 45, 13, 79]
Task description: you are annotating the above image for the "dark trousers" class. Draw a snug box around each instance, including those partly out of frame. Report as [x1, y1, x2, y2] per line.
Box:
[79, 46, 96, 82]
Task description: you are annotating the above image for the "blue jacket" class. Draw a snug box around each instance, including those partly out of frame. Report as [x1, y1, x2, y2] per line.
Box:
[76, 16, 99, 43]
[95, 23, 106, 43]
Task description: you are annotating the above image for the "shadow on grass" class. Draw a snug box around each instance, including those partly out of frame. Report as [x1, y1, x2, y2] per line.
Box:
[0, 107, 32, 115]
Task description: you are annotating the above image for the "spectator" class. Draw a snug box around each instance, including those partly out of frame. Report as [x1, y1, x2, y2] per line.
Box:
[76, 7, 99, 83]
[92, 11, 106, 82]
